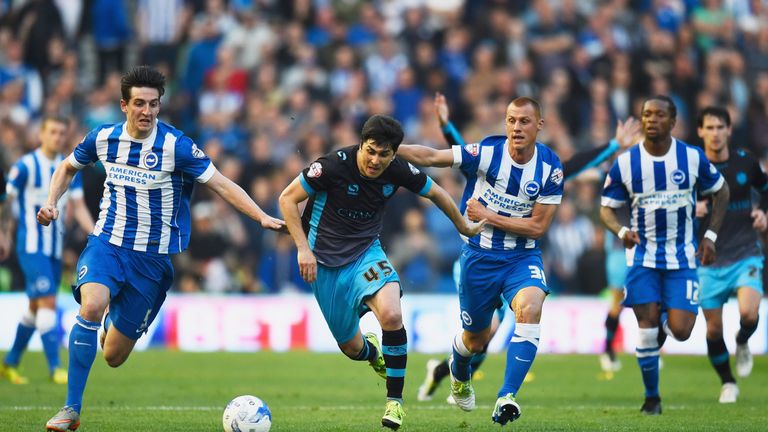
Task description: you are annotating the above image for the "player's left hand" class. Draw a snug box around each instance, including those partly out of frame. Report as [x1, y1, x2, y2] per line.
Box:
[697, 238, 716, 265]
[750, 209, 767, 232]
[465, 198, 490, 223]
[461, 218, 487, 237]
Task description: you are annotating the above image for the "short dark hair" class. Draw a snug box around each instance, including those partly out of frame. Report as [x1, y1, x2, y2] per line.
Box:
[510, 96, 542, 119]
[360, 115, 404, 152]
[121, 65, 166, 102]
[41, 114, 69, 129]
[697, 106, 731, 127]
[643, 95, 677, 119]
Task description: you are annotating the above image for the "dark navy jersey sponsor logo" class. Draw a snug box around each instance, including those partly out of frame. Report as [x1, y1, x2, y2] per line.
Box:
[383, 184, 394, 197]
[337, 208, 376, 221]
[524, 181, 540, 197]
[347, 184, 359, 196]
[670, 169, 686, 185]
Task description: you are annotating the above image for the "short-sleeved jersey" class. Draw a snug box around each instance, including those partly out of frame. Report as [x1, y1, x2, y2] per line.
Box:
[601, 139, 725, 269]
[452, 137, 564, 251]
[69, 120, 215, 254]
[698, 148, 768, 267]
[299, 145, 433, 267]
[7, 149, 84, 258]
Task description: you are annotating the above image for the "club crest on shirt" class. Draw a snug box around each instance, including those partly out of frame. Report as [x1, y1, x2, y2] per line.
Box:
[408, 163, 420, 175]
[142, 152, 159, 169]
[670, 169, 686, 185]
[464, 143, 479, 157]
[191, 144, 206, 159]
[550, 167, 563, 185]
[78, 265, 88, 280]
[383, 184, 394, 197]
[307, 162, 323, 178]
[524, 181, 540, 197]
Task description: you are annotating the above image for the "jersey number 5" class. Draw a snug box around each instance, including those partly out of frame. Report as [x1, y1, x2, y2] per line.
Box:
[363, 260, 393, 282]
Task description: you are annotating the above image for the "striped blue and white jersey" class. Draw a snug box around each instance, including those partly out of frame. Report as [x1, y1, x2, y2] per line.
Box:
[7, 149, 84, 259]
[601, 139, 725, 269]
[68, 120, 215, 254]
[452, 136, 564, 251]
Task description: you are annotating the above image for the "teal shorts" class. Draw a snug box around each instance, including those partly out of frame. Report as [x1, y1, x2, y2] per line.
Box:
[605, 249, 628, 289]
[312, 240, 400, 344]
[697, 256, 764, 310]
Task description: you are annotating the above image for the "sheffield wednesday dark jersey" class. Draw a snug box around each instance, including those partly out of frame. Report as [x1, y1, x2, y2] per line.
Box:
[299, 146, 434, 267]
[698, 148, 768, 267]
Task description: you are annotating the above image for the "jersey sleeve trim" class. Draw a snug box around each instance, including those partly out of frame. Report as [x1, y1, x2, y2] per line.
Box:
[601, 196, 626, 208]
[69, 189, 84, 199]
[418, 176, 433, 196]
[196, 163, 216, 183]
[537, 195, 562, 205]
[67, 153, 87, 170]
[700, 176, 725, 196]
[451, 145, 462, 168]
[299, 173, 315, 195]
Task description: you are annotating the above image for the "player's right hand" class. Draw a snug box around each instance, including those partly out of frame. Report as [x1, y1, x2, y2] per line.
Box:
[434, 92, 449, 127]
[621, 230, 640, 249]
[37, 205, 59, 226]
[297, 247, 317, 283]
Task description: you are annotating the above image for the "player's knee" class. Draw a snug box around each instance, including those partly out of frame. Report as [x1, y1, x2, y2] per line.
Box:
[671, 325, 693, 341]
[515, 303, 542, 323]
[705, 325, 723, 341]
[741, 313, 759, 328]
[465, 339, 487, 353]
[377, 310, 402, 330]
[103, 349, 129, 368]
[35, 308, 57, 334]
[79, 301, 107, 323]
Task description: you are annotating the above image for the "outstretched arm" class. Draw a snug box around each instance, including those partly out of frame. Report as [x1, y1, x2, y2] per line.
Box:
[424, 182, 485, 237]
[278, 177, 317, 283]
[38, 159, 79, 226]
[564, 117, 641, 180]
[205, 170, 285, 231]
[396, 145, 454, 167]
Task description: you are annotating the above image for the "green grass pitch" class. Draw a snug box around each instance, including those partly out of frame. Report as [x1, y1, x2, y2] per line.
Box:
[0, 351, 765, 431]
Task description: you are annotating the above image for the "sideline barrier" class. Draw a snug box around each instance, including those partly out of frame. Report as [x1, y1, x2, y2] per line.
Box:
[0, 293, 764, 354]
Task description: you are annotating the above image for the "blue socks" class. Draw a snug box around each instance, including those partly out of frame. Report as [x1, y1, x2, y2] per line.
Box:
[498, 323, 540, 397]
[451, 333, 473, 382]
[40, 329, 60, 373]
[4, 321, 35, 367]
[637, 327, 660, 397]
[66, 316, 100, 413]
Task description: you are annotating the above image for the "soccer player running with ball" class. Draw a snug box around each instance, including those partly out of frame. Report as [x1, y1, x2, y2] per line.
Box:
[600, 96, 730, 415]
[695, 106, 768, 403]
[397, 96, 563, 425]
[279, 114, 485, 430]
[0, 116, 94, 386]
[41, 66, 285, 431]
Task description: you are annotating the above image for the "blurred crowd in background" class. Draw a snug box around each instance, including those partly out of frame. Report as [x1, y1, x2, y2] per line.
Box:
[1, 0, 768, 295]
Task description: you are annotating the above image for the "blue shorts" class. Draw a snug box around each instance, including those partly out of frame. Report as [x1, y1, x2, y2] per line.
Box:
[605, 249, 628, 289]
[18, 252, 61, 299]
[698, 256, 764, 309]
[458, 244, 548, 333]
[311, 240, 400, 344]
[75, 235, 174, 340]
[453, 259, 509, 322]
[623, 266, 699, 314]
